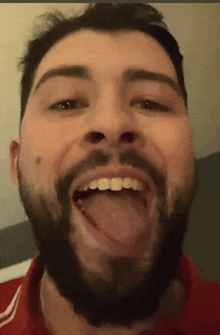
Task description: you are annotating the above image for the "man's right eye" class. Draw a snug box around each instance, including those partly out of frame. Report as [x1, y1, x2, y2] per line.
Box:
[50, 99, 89, 110]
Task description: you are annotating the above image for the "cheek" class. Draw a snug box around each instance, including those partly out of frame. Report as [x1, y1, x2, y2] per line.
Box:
[149, 117, 195, 183]
[19, 118, 65, 193]
[21, 108, 79, 161]
[19, 112, 84, 197]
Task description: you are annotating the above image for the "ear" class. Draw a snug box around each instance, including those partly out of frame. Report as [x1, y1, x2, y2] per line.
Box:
[9, 139, 20, 185]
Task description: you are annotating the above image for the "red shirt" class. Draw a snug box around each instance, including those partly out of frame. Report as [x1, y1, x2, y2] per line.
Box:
[0, 254, 220, 334]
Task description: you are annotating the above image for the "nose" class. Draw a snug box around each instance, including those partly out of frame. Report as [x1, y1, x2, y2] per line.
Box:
[83, 90, 144, 151]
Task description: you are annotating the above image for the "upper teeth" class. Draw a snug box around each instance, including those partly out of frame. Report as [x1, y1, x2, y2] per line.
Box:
[78, 177, 145, 192]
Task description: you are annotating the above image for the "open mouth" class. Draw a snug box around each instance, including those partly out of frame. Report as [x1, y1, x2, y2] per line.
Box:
[71, 185, 156, 256]
[73, 187, 147, 206]
[73, 187, 147, 225]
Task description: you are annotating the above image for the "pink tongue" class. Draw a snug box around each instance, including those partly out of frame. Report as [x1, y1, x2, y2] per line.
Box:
[81, 190, 149, 245]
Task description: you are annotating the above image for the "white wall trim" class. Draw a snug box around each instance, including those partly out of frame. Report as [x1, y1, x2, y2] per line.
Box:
[0, 259, 33, 284]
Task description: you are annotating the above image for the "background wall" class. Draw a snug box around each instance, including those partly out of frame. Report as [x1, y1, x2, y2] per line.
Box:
[0, 3, 220, 230]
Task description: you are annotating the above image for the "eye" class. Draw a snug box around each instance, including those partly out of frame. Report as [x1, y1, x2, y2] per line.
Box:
[50, 99, 89, 111]
[131, 99, 170, 112]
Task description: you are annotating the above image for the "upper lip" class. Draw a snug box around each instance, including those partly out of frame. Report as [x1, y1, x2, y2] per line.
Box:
[70, 166, 157, 199]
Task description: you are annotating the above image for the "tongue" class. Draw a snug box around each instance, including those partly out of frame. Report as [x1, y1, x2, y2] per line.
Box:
[80, 190, 149, 246]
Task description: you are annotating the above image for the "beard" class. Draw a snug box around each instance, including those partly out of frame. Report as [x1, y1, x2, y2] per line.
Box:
[17, 148, 198, 328]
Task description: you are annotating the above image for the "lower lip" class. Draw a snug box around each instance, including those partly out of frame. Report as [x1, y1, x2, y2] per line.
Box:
[72, 193, 156, 258]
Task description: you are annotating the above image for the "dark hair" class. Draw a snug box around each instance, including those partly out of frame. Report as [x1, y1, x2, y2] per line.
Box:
[18, 3, 187, 129]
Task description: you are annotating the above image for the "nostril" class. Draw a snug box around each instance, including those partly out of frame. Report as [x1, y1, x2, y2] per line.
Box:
[121, 132, 136, 143]
[86, 132, 105, 144]
[85, 131, 136, 144]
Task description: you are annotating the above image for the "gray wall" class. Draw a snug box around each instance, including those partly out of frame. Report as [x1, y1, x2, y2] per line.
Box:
[184, 151, 220, 281]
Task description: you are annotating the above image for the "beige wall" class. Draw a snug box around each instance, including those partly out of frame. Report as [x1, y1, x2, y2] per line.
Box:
[0, 3, 220, 229]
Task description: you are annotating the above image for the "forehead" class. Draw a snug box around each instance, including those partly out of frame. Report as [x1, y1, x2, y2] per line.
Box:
[33, 29, 177, 88]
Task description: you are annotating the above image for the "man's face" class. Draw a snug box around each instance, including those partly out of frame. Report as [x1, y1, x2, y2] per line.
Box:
[10, 29, 197, 327]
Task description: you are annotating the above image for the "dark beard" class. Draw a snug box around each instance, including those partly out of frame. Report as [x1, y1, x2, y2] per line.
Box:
[17, 149, 198, 328]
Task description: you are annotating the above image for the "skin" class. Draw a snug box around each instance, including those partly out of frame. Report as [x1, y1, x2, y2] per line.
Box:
[9, 29, 197, 334]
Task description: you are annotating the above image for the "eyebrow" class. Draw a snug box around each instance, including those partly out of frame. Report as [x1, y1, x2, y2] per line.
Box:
[34, 65, 92, 93]
[34, 65, 182, 96]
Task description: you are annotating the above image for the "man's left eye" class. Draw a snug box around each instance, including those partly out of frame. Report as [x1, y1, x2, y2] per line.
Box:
[131, 99, 169, 112]
[50, 99, 89, 110]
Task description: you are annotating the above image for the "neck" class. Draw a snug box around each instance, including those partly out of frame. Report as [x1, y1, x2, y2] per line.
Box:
[39, 270, 185, 335]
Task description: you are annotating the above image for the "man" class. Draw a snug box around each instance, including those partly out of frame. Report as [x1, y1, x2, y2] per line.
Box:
[1, 3, 220, 334]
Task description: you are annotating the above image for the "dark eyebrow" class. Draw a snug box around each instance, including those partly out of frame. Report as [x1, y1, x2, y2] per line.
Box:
[123, 69, 182, 96]
[34, 65, 92, 93]
[34, 65, 182, 97]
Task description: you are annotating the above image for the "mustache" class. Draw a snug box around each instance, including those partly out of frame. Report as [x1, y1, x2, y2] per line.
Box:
[55, 148, 166, 207]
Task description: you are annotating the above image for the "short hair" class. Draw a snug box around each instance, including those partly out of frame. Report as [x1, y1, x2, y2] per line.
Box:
[18, 3, 187, 129]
